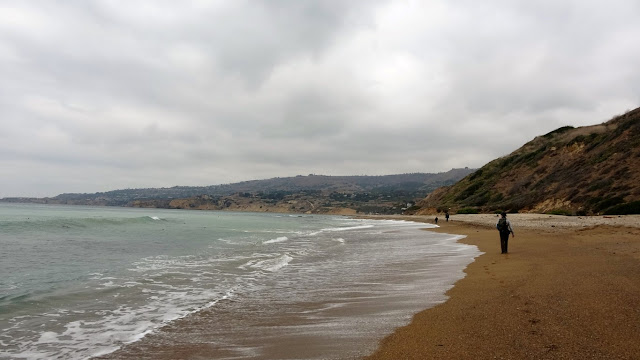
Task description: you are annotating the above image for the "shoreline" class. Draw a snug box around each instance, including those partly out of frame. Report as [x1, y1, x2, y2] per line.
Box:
[91, 216, 477, 360]
[363, 214, 640, 359]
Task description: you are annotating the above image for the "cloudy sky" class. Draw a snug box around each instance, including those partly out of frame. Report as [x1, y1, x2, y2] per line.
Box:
[1, 0, 639, 197]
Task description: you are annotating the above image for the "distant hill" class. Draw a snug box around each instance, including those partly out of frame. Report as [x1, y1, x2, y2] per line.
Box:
[413, 107, 640, 215]
[2, 169, 475, 214]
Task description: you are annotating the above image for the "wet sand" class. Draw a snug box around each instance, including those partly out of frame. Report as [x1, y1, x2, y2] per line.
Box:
[365, 214, 640, 359]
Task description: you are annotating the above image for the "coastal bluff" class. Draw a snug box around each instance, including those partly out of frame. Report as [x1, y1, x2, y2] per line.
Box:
[413, 107, 640, 216]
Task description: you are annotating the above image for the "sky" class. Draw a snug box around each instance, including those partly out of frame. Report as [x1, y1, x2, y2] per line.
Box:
[1, 0, 639, 197]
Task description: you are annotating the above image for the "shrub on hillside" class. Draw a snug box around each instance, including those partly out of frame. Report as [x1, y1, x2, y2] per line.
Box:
[543, 126, 575, 138]
[547, 209, 573, 216]
[594, 196, 625, 212]
[603, 201, 640, 215]
[457, 207, 479, 214]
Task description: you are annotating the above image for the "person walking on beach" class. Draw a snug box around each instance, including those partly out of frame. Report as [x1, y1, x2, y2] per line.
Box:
[496, 212, 514, 254]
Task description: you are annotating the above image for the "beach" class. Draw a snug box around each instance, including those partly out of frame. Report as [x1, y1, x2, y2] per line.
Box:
[365, 214, 640, 359]
[93, 213, 640, 359]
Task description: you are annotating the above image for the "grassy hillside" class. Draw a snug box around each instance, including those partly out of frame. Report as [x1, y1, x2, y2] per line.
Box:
[414, 107, 640, 215]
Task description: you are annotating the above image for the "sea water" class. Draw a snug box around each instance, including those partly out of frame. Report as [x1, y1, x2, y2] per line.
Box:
[0, 203, 480, 359]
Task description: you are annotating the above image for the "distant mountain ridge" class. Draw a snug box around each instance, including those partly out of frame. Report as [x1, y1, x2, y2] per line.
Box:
[2, 169, 475, 214]
[414, 107, 640, 215]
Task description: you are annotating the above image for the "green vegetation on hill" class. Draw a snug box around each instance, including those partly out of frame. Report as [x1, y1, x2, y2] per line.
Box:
[414, 107, 640, 215]
[1, 169, 475, 214]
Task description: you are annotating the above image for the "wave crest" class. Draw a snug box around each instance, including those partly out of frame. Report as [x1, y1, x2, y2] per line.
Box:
[262, 236, 288, 244]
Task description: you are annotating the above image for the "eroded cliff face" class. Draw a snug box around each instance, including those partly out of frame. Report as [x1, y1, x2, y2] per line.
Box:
[415, 107, 640, 215]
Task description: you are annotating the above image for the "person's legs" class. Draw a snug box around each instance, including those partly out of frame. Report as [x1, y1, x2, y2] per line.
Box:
[500, 232, 509, 253]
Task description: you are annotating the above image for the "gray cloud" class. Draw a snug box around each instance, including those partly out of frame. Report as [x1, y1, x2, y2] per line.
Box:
[1, 0, 639, 197]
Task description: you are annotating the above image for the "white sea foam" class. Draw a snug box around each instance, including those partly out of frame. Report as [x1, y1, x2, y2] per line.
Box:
[204, 289, 235, 308]
[216, 238, 236, 245]
[20, 285, 237, 360]
[305, 224, 375, 237]
[37, 331, 59, 343]
[321, 224, 375, 232]
[246, 254, 293, 272]
[99, 281, 116, 288]
[262, 236, 288, 244]
[129, 255, 221, 273]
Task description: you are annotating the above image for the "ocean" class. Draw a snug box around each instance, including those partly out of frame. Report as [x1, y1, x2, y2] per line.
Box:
[0, 203, 480, 360]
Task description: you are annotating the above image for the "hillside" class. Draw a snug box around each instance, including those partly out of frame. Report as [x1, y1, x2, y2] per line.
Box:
[413, 107, 640, 215]
[2, 169, 474, 214]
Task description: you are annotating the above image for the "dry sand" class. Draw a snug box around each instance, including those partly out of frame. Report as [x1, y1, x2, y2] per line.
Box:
[364, 214, 640, 359]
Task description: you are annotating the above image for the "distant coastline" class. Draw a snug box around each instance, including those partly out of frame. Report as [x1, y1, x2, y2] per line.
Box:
[0, 169, 474, 216]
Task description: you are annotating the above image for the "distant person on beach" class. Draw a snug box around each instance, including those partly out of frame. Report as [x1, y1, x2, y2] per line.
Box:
[435, 217, 438, 224]
[445, 212, 449, 222]
[496, 212, 514, 254]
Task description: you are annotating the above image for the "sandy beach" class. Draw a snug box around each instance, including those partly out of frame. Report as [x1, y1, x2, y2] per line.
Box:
[365, 214, 640, 359]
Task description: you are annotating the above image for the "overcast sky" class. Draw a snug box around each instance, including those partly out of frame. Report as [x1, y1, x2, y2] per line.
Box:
[1, 0, 639, 197]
